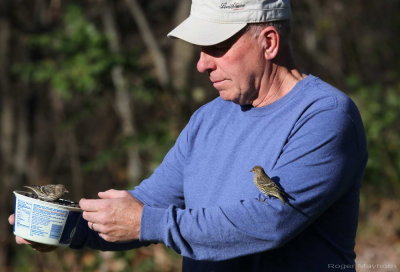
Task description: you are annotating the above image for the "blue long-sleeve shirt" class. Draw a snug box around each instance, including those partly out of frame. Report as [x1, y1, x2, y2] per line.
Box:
[71, 75, 367, 271]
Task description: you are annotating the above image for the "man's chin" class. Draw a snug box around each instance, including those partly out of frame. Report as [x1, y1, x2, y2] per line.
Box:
[218, 90, 236, 102]
[219, 95, 237, 104]
[219, 93, 250, 105]
[221, 96, 251, 106]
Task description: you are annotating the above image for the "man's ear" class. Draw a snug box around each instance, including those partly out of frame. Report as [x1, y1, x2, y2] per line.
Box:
[258, 26, 280, 60]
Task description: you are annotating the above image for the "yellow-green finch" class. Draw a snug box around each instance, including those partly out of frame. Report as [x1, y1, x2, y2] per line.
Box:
[24, 184, 69, 201]
[250, 166, 286, 203]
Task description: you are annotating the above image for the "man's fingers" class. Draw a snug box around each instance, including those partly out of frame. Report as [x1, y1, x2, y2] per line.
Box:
[99, 233, 113, 242]
[98, 189, 128, 199]
[15, 236, 33, 245]
[82, 211, 96, 223]
[14, 236, 56, 252]
[79, 198, 104, 212]
[80, 190, 129, 211]
[82, 210, 110, 224]
[92, 222, 108, 233]
[8, 214, 15, 225]
[80, 196, 118, 225]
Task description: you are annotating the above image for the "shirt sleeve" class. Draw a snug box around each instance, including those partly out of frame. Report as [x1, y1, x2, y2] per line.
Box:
[69, 216, 151, 251]
[131, 122, 190, 209]
[138, 107, 367, 261]
[69, 120, 191, 250]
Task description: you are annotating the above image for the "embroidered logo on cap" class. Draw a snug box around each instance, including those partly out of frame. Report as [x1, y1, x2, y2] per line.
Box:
[220, 2, 246, 10]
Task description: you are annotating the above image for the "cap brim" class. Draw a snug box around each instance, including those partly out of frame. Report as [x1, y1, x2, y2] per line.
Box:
[167, 16, 247, 46]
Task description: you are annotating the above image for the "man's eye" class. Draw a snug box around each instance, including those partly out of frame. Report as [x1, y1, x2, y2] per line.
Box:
[201, 43, 232, 57]
[214, 43, 231, 50]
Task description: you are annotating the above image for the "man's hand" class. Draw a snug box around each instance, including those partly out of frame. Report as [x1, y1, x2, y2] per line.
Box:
[80, 189, 143, 242]
[8, 214, 57, 252]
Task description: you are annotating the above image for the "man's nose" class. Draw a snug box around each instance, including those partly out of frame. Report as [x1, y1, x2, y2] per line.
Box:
[196, 51, 216, 73]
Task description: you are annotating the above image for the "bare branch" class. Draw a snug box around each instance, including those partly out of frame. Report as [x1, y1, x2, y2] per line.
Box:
[124, 0, 169, 87]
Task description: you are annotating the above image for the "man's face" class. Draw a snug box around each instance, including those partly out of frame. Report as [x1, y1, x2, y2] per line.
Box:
[196, 29, 267, 105]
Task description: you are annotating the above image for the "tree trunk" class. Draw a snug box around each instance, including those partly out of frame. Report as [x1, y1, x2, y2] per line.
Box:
[101, 0, 141, 185]
[124, 0, 170, 87]
[48, 91, 84, 199]
[171, 0, 194, 91]
[0, 15, 16, 272]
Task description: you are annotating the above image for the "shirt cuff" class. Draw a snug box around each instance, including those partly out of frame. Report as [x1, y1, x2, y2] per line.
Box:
[139, 205, 167, 243]
[69, 216, 89, 249]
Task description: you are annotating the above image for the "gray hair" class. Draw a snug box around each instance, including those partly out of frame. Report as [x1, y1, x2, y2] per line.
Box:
[246, 20, 291, 43]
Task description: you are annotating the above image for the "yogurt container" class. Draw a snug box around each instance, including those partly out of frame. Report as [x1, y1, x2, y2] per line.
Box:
[13, 190, 82, 246]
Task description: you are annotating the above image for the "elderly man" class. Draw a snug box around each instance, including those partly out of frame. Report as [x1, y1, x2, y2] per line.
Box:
[10, 0, 367, 271]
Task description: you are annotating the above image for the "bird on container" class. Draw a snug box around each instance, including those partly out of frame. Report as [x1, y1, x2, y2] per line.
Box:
[250, 166, 287, 203]
[24, 184, 69, 202]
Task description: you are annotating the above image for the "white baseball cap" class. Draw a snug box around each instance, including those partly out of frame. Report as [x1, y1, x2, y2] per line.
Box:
[168, 0, 291, 46]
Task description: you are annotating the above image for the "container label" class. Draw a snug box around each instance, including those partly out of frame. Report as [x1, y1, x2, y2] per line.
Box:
[15, 199, 32, 229]
[15, 198, 69, 244]
[31, 203, 68, 238]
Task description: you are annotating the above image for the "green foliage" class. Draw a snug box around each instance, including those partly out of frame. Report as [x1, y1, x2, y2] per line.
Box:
[12, 4, 170, 178]
[349, 76, 400, 195]
[83, 122, 176, 174]
[10, 246, 35, 272]
[13, 5, 115, 98]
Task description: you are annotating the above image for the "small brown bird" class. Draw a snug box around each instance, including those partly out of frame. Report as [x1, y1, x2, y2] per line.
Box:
[24, 184, 69, 201]
[250, 166, 286, 203]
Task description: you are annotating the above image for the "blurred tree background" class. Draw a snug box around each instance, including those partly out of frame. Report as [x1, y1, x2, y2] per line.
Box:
[0, 0, 399, 271]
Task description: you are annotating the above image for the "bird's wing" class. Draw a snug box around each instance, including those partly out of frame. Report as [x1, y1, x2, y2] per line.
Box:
[257, 180, 280, 190]
[42, 186, 53, 195]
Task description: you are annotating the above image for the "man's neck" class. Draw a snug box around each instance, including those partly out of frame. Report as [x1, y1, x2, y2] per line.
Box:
[251, 66, 306, 108]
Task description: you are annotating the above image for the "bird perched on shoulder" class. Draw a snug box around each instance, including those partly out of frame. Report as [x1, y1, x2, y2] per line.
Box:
[24, 184, 69, 202]
[250, 166, 287, 203]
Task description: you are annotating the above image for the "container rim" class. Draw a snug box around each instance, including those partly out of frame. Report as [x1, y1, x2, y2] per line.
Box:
[14, 190, 82, 211]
